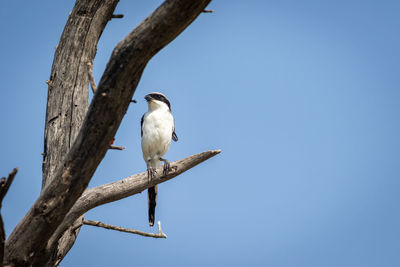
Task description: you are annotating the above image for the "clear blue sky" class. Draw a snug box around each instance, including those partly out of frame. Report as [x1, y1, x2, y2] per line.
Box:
[1, 1, 400, 266]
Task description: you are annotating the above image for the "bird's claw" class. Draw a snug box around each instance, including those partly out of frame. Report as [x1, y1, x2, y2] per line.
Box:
[147, 167, 156, 182]
[163, 160, 171, 176]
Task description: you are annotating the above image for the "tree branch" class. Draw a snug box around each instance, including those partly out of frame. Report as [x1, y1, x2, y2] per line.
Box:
[83, 220, 167, 238]
[0, 168, 18, 205]
[109, 145, 125, 150]
[5, 1, 211, 265]
[33, 0, 120, 265]
[111, 14, 124, 19]
[0, 168, 18, 267]
[42, 0, 120, 189]
[48, 149, 220, 250]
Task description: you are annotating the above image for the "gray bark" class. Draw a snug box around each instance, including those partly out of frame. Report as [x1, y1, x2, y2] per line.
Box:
[0, 169, 18, 267]
[40, 1, 119, 266]
[4, 0, 212, 266]
[42, 0, 119, 189]
[48, 150, 221, 251]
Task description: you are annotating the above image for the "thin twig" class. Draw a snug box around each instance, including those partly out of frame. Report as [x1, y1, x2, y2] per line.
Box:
[48, 149, 221, 250]
[111, 14, 124, 19]
[87, 61, 97, 93]
[202, 9, 214, 13]
[83, 219, 167, 238]
[109, 145, 125, 150]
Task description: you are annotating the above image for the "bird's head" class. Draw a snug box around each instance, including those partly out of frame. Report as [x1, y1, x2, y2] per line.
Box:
[145, 92, 171, 111]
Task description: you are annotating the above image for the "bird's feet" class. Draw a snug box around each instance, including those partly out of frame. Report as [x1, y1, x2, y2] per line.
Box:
[147, 167, 156, 182]
[160, 158, 171, 176]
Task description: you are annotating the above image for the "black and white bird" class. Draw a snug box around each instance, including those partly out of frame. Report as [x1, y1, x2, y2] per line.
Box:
[141, 92, 178, 227]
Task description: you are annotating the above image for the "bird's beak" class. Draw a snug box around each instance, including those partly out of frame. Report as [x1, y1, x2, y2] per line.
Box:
[144, 95, 153, 102]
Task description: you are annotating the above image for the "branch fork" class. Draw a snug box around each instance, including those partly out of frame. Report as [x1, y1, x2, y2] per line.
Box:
[47, 149, 221, 251]
[5, 0, 214, 265]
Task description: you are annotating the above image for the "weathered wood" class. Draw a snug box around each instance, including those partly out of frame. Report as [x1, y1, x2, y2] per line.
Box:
[5, 0, 211, 266]
[48, 149, 221, 250]
[50, 150, 219, 265]
[42, 0, 119, 188]
[0, 169, 18, 205]
[40, 1, 120, 266]
[82, 220, 167, 239]
[6, 1, 119, 266]
[0, 168, 18, 267]
[50, 215, 84, 267]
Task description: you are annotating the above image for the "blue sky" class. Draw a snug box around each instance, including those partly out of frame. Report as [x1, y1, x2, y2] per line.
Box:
[1, 1, 400, 266]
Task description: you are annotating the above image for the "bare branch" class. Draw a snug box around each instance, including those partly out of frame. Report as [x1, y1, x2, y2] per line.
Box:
[111, 14, 124, 19]
[0, 168, 18, 205]
[202, 9, 214, 13]
[87, 61, 97, 93]
[5, 1, 211, 265]
[48, 149, 220, 250]
[109, 145, 126, 150]
[83, 220, 167, 238]
[0, 168, 18, 267]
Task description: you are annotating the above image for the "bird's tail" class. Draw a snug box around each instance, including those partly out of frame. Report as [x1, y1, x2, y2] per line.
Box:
[148, 185, 157, 227]
[148, 159, 160, 227]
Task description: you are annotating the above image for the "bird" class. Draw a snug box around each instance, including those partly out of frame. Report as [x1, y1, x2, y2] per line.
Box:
[141, 92, 178, 227]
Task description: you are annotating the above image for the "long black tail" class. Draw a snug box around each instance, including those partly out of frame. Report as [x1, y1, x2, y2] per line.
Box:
[148, 185, 157, 227]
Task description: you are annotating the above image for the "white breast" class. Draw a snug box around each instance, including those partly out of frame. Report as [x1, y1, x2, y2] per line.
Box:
[141, 108, 174, 167]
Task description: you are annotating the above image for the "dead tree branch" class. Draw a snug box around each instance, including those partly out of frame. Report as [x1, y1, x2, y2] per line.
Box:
[83, 220, 167, 238]
[111, 14, 124, 19]
[0, 168, 18, 205]
[0, 168, 17, 267]
[48, 149, 220, 250]
[5, 0, 211, 266]
[42, 0, 120, 190]
[36, 1, 121, 265]
[109, 145, 126, 150]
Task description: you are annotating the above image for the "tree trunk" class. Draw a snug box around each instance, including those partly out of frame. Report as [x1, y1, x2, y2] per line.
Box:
[4, 0, 212, 266]
[41, 1, 119, 266]
[42, 0, 118, 187]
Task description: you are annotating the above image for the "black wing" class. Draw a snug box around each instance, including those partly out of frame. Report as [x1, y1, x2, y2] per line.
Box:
[172, 128, 178, 142]
[140, 115, 144, 137]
